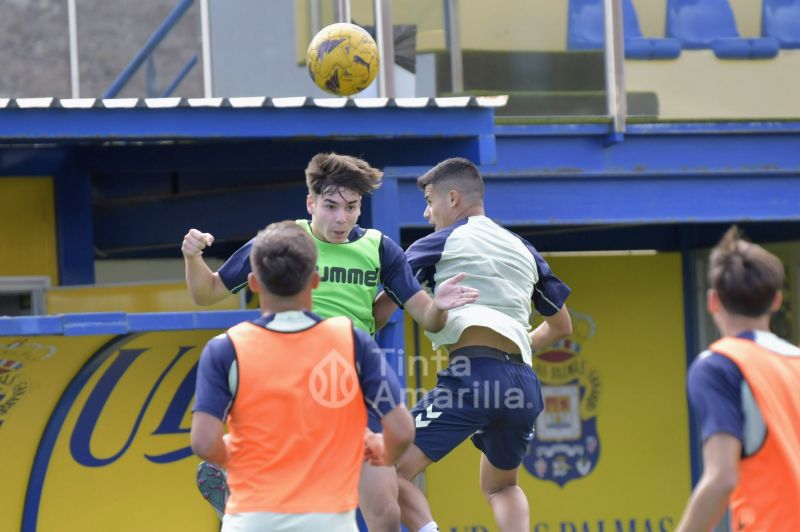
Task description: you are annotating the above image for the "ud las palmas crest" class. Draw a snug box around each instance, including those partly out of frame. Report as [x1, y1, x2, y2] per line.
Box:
[0, 339, 56, 428]
[524, 311, 600, 487]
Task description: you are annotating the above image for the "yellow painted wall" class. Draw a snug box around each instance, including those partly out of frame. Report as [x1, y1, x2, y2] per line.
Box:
[0, 177, 58, 283]
[45, 282, 242, 314]
[626, 50, 800, 120]
[406, 253, 691, 530]
[0, 331, 222, 531]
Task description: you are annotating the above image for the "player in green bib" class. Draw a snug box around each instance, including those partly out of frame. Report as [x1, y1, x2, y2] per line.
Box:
[182, 153, 477, 532]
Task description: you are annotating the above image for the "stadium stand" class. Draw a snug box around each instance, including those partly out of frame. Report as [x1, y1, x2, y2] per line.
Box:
[762, 0, 800, 48]
[666, 0, 780, 59]
[567, 0, 681, 59]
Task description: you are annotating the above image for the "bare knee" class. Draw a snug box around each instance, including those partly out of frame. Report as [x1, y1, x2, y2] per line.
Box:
[360, 484, 401, 531]
[396, 444, 432, 482]
[481, 478, 519, 500]
[360, 465, 401, 530]
[396, 461, 418, 481]
[362, 497, 401, 529]
[479, 454, 521, 499]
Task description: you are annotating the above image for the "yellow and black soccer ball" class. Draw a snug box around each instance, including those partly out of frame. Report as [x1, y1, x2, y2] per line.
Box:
[306, 23, 379, 96]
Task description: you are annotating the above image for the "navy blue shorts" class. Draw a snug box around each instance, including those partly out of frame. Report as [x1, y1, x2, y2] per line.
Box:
[410, 347, 543, 470]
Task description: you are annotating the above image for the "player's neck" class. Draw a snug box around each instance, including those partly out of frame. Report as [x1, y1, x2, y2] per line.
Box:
[260, 293, 313, 315]
[452, 204, 484, 223]
[715, 311, 771, 338]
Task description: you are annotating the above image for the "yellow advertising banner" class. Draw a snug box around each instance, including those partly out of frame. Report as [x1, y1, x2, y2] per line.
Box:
[0, 331, 222, 532]
[406, 252, 691, 532]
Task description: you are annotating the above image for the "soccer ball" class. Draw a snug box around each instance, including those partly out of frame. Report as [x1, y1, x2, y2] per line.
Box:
[306, 23, 379, 96]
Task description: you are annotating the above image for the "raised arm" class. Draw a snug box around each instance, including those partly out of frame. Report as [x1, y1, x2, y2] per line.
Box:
[182, 228, 231, 305]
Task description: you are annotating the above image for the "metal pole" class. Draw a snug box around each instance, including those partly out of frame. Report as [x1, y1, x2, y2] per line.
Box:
[374, 0, 395, 97]
[67, 0, 80, 98]
[146, 56, 157, 98]
[335, 0, 351, 23]
[444, 0, 463, 94]
[103, 0, 195, 98]
[162, 54, 199, 97]
[603, 0, 626, 135]
[200, 0, 213, 97]
[310, 0, 321, 36]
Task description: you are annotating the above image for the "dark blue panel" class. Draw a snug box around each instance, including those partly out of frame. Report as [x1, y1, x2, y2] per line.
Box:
[678, 228, 703, 487]
[54, 161, 95, 285]
[76, 137, 489, 174]
[0, 147, 69, 175]
[371, 175, 401, 242]
[93, 184, 310, 255]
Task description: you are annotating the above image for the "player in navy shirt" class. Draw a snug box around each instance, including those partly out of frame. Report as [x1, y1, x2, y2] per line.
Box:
[374, 158, 572, 532]
[678, 226, 800, 531]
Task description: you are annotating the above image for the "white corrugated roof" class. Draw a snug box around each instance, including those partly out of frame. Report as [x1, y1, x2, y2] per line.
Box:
[0, 95, 507, 110]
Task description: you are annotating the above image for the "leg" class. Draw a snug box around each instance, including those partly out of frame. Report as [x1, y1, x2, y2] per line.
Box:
[396, 444, 435, 531]
[358, 462, 401, 532]
[479, 454, 529, 532]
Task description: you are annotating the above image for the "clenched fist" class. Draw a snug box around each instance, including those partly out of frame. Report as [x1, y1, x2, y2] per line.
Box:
[182, 228, 215, 257]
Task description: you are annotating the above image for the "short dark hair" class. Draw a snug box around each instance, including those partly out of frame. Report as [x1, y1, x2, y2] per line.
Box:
[416, 157, 484, 202]
[305, 153, 382, 197]
[250, 221, 317, 297]
[708, 226, 784, 317]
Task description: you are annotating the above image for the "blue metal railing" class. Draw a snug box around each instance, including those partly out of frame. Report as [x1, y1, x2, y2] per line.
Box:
[162, 54, 198, 97]
[103, 0, 196, 99]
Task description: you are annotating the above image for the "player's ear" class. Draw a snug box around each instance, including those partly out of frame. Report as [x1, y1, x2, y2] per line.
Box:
[448, 188, 459, 206]
[306, 194, 315, 215]
[707, 288, 719, 313]
[309, 270, 321, 290]
[770, 290, 782, 313]
[247, 272, 260, 293]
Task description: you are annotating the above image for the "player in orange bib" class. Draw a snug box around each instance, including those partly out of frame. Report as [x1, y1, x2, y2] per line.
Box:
[677, 226, 800, 531]
[190, 221, 415, 532]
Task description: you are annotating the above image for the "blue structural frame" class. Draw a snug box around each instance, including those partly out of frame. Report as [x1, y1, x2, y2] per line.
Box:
[0, 310, 260, 336]
[0, 102, 496, 148]
[3, 100, 800, 513]
[383, 122, 800, 231]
